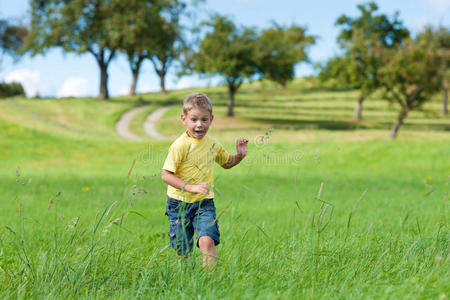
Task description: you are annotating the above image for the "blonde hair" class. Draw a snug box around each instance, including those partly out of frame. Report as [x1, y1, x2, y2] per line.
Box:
[183, 92, 212, 115]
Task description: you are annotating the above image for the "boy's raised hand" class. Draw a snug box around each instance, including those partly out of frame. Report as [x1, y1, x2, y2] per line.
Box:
[236, 138, 248, 158]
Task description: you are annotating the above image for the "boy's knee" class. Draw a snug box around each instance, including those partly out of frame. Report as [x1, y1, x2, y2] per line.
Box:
[198, 236, 215, 250]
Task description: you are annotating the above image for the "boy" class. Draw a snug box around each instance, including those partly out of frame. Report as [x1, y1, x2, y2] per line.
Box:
[162, 92, 248, 266]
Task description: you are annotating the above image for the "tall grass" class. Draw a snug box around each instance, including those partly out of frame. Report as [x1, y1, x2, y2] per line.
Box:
[1, 141, 448, 298]
[0, 84, 448, 298]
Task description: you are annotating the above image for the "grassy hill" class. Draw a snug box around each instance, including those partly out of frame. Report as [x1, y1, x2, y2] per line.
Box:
[0, 80, 448, 298]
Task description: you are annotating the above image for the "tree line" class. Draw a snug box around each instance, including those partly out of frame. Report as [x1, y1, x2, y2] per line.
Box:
[318, 2, 449, 138]
[1, 1, 449, 139]
[2, 0, 316, 113]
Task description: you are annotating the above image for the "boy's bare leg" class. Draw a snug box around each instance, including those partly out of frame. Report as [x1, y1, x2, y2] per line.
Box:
[198, 236, 217, 267]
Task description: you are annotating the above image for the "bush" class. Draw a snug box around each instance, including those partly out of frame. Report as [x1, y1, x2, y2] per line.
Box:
[0, 81, 25, 98]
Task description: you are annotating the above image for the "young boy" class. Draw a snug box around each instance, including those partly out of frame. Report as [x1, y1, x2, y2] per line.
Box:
[162, 92, 248, 266]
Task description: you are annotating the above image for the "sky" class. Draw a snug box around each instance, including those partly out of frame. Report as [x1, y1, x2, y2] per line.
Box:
[0, 0, 449, 98]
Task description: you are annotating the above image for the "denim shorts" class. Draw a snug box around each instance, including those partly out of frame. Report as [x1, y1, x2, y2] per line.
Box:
[165, 196, 220, 256]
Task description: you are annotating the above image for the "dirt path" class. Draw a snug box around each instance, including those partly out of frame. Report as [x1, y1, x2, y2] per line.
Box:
[143, 105, 173, 141]
[116, 104, 172, 141]
[115, 105, 148, 141]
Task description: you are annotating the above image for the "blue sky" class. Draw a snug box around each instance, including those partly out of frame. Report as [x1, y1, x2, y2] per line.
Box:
[0, 0, 449, 98]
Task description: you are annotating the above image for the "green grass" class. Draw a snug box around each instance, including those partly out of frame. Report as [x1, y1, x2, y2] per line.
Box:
[0, 82, 449, 299]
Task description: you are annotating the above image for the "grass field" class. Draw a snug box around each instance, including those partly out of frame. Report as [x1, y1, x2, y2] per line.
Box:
[0, 80, 449, 299]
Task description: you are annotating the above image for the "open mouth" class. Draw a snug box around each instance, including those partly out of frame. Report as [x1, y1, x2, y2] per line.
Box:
[194, 130, 205, 136]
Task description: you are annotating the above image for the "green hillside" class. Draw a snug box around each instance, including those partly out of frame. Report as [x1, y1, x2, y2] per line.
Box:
[0, 82, 448, 299]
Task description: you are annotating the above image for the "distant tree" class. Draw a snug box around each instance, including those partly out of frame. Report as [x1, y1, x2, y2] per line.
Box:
[334, 2, 409, 120]
[119, 0, 160, 96]
[27, 0, 129, 100]
[378, 29, 447, 139]
[192, 16, 258, 117]
[255, 24, 315, 87]
[148, 0, 186, 94]
[0, 82, 25, 98]
[317, 55, 357, 90]
[432, 26, 450, 115]
[119, 0, 187, 96]
[0, 19, 28, 64]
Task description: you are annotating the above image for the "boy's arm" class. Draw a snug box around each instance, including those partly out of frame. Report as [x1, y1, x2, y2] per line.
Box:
[221, 138, 248, 169]
[161, 169, 209, 194]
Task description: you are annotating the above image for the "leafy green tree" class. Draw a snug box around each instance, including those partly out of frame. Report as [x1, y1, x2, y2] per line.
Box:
[0, 19, 28, 64]
[148, 1, 186, 94]
[192, 16, 258, 116]
[119, 0, 160, 96]
[0, 82, 25, 98]
[119, 0, 186, 95]
[27, 0, 129, 99]
[317, 55, 357, 90]
[255, 24, 315, 87]
[334, 2, 409, 120]
[379, 29, 447, 139]
[432, 26, 450, 115]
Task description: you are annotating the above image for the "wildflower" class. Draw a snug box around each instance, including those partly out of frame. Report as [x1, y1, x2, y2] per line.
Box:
[423, 175, 431, 185]
[81, 186, 90, 192]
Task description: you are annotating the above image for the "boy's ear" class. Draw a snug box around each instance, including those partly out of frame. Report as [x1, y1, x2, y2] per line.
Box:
[210, 114, 214, 122]
[180, 114, 186, 123]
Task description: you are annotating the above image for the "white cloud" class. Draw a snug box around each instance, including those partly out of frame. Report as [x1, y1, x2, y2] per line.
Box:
[57, 77, 89, 98]
[139, 82, 159, 93]
[4, 69, 41, 97]
[118, 86, 129, 96]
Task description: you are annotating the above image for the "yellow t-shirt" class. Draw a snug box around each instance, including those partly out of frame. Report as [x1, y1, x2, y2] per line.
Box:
[163, 132, 230, 203]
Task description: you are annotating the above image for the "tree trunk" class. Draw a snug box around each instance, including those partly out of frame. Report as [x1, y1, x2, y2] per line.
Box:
[443, 89, 448, 115]
[158, 70, 166, 94]
[353, 95, 364, 121]
[129, 69, 139, 96]
[390, 108, 408, 139]
[227, 84, 235, 117]
[99, 63, 109, 100]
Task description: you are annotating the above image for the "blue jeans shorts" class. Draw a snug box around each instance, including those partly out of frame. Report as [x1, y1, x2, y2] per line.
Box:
[165, 196, 220, 256]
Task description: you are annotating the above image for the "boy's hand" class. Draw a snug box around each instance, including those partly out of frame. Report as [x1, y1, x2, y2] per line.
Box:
[236, 138, 248, 158]
[185, 182, 209, 194]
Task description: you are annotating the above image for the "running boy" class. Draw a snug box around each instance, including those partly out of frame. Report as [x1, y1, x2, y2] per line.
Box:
[162, 92, 248, 266]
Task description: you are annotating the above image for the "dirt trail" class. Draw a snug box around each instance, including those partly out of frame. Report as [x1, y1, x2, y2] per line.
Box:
[115, 105, 148, 141]
[143, 105, 172, 141]
[116, 105, 172, 141]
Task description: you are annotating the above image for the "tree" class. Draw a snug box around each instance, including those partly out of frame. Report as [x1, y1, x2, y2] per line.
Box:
[192, 16, 258, 116]
[0, 19, 28, 64]
[148, 0, 186, 94]
[119, 0, 186, 96]
[317, 55, 357, 90]
[378, 29, 447, 139]
[432, 26, 450, 115]
[255, 24, 315, 87]
[119, 0, 162, 96]
[0, 82, 25, 98]
[27, 0, 129, 100]
[334, 2, 409, 120]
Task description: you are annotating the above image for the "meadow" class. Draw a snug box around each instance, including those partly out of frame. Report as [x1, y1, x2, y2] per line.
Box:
[0, 80, 448, 299]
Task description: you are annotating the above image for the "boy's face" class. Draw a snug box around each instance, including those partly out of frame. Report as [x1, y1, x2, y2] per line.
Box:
[181, 108, 213, 139]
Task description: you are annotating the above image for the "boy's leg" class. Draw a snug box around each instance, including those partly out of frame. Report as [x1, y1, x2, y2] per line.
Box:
[193, 199, 220, 267]
[198, 236, 217, 266]
[165, 197, 194, 257]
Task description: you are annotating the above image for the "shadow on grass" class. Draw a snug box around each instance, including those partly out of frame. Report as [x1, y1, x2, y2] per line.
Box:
[248, 117, 450, 131]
